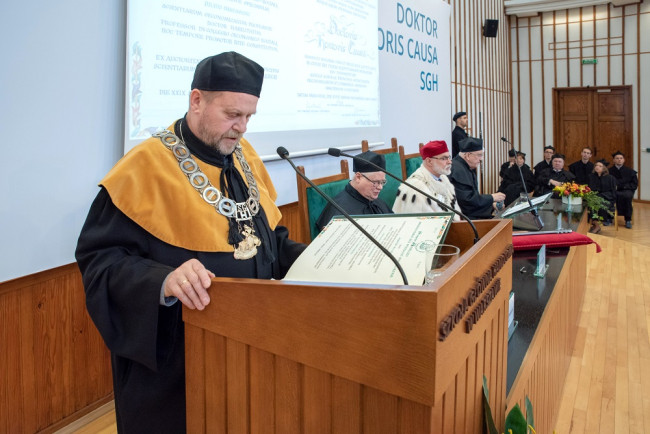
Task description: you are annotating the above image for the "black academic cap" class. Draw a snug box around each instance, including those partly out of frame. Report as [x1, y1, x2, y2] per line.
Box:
[611, 150, 624, 158]
[596, 158, 609, 166]
[508, 149, 517, 157]
[459, 137, 483, 152]
[353, 151, 386, 173]
[544, 145, 555, 151]
[191, 51, 264, 97]
[516, 151, 526, 158]
[453, 111, 467, 121]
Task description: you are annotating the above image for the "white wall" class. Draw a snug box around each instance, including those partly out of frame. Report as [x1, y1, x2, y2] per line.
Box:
[0, 1, 126, 281]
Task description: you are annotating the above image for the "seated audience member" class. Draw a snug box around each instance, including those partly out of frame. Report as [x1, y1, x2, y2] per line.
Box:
[568, 147, 594, 184]
[500, 149, 517, 179]
[534, 153, 575, 197]
[392, 140, 461, 220]
[533, 145, 555, 180]
[609, 151, 638, 229]
[316, 151, 393, 231]
[449, 137, 506, 220]
[587, 159, 617, 233]
[497, 151, 535, 206]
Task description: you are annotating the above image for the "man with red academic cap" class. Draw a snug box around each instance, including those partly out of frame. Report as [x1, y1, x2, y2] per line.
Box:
[75, 52, 305, 433]
[392, 140, 461, 220]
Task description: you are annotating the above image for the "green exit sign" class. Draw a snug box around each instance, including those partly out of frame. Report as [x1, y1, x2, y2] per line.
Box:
[582, 58, 598, 65]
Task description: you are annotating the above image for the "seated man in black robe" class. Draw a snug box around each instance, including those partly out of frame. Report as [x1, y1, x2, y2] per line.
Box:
[568, 147, 594, 185]
[316, 151, 393, 231]
[449, 137, 505, 219]
[498, 151, 535, 206]
[533, 145, 555, 181]
[75, 52, 306, 433]
[534, 153, 576, 197]
[609, 151, 638, 228]
[500, 149, 517, 180]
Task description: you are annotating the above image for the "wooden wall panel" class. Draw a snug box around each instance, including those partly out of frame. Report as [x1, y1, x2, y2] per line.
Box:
[506, 220, 588, 434]
[450, 0, 513, 193]
[0, 264, 112, 433]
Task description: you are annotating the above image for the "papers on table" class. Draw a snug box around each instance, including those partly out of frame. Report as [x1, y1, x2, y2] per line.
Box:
[284, 213, 453, 286]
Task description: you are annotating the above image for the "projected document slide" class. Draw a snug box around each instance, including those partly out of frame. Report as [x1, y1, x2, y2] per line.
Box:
[126, 0, 379, 143]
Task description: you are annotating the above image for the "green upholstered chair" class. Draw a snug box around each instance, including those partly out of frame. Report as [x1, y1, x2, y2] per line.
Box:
[361, 138, 401, 209]
[296, 160, 350, 241]
[399, 143, 424, 179]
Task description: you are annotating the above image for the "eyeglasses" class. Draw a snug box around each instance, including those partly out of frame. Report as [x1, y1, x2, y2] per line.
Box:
[360, 173, 387, 187]
[429, 156, 452, 161]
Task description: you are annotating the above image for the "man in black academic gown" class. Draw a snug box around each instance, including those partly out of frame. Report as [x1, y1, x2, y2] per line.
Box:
[449, 137, 506, 219]
[568, 147, 594, 184]
[316, 151, 393, 231]
[533, 145, 555, 180]
[500, 149, 517, 179]
[451, 111, 468, 158]
[498, 151, 535, 206]
[75, 52, 306, 433]
[534, 153, 576, 197]
[609, 151, 638, 228]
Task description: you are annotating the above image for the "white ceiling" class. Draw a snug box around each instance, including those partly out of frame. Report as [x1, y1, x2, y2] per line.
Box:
[504, 0, 642, 17]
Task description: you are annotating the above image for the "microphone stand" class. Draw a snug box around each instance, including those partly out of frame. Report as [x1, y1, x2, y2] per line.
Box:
[276, 147, 409, 285]
[500, 137, 544, 230]
[328, 148, 480, 244]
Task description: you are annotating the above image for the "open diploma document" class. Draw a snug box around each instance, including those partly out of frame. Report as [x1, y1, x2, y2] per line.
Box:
[284, 214, 453, 286]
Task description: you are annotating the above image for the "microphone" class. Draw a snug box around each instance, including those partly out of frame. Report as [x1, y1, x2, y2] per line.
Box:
[499, 138, 544, 230]
[328, 148, 480, 244]
[276, 147, 409, 285]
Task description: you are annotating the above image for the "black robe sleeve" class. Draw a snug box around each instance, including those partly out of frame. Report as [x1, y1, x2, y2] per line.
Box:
[449, 158, 494, 219]
[75, 188, 179, 372]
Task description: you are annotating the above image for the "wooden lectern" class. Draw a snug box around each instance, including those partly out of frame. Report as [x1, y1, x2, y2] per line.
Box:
[184, 219, 512, 433]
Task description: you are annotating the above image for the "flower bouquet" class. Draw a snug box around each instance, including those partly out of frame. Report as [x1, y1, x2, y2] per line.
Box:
[553, 182, 590, 205]
[553, 182, 613, 221]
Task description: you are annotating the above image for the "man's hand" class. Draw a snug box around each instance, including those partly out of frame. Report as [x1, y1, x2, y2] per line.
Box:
[549, 179, 562, 187]
[491, 192, 506, 202]
[164, 259, 215, 310]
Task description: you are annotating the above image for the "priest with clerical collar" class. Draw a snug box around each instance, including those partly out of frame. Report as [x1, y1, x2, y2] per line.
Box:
[316, 150, 393, 231]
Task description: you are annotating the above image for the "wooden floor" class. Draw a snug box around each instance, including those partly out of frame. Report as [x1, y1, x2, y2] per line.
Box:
[555, 201, 650, 434]
[58, 203, 650, 434]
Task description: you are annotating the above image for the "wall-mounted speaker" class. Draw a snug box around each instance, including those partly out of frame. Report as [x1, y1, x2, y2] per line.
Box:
[483, 19, 499, 38]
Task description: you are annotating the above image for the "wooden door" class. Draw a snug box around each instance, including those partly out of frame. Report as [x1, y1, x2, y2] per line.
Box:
[553, 86, 632, 167]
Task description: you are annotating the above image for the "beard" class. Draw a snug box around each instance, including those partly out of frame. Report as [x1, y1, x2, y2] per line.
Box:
[441, 166, 452, 176]
[197, 126, 241, 155]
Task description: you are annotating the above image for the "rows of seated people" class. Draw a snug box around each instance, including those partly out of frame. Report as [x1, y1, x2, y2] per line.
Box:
[306, 139, 637, 239]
